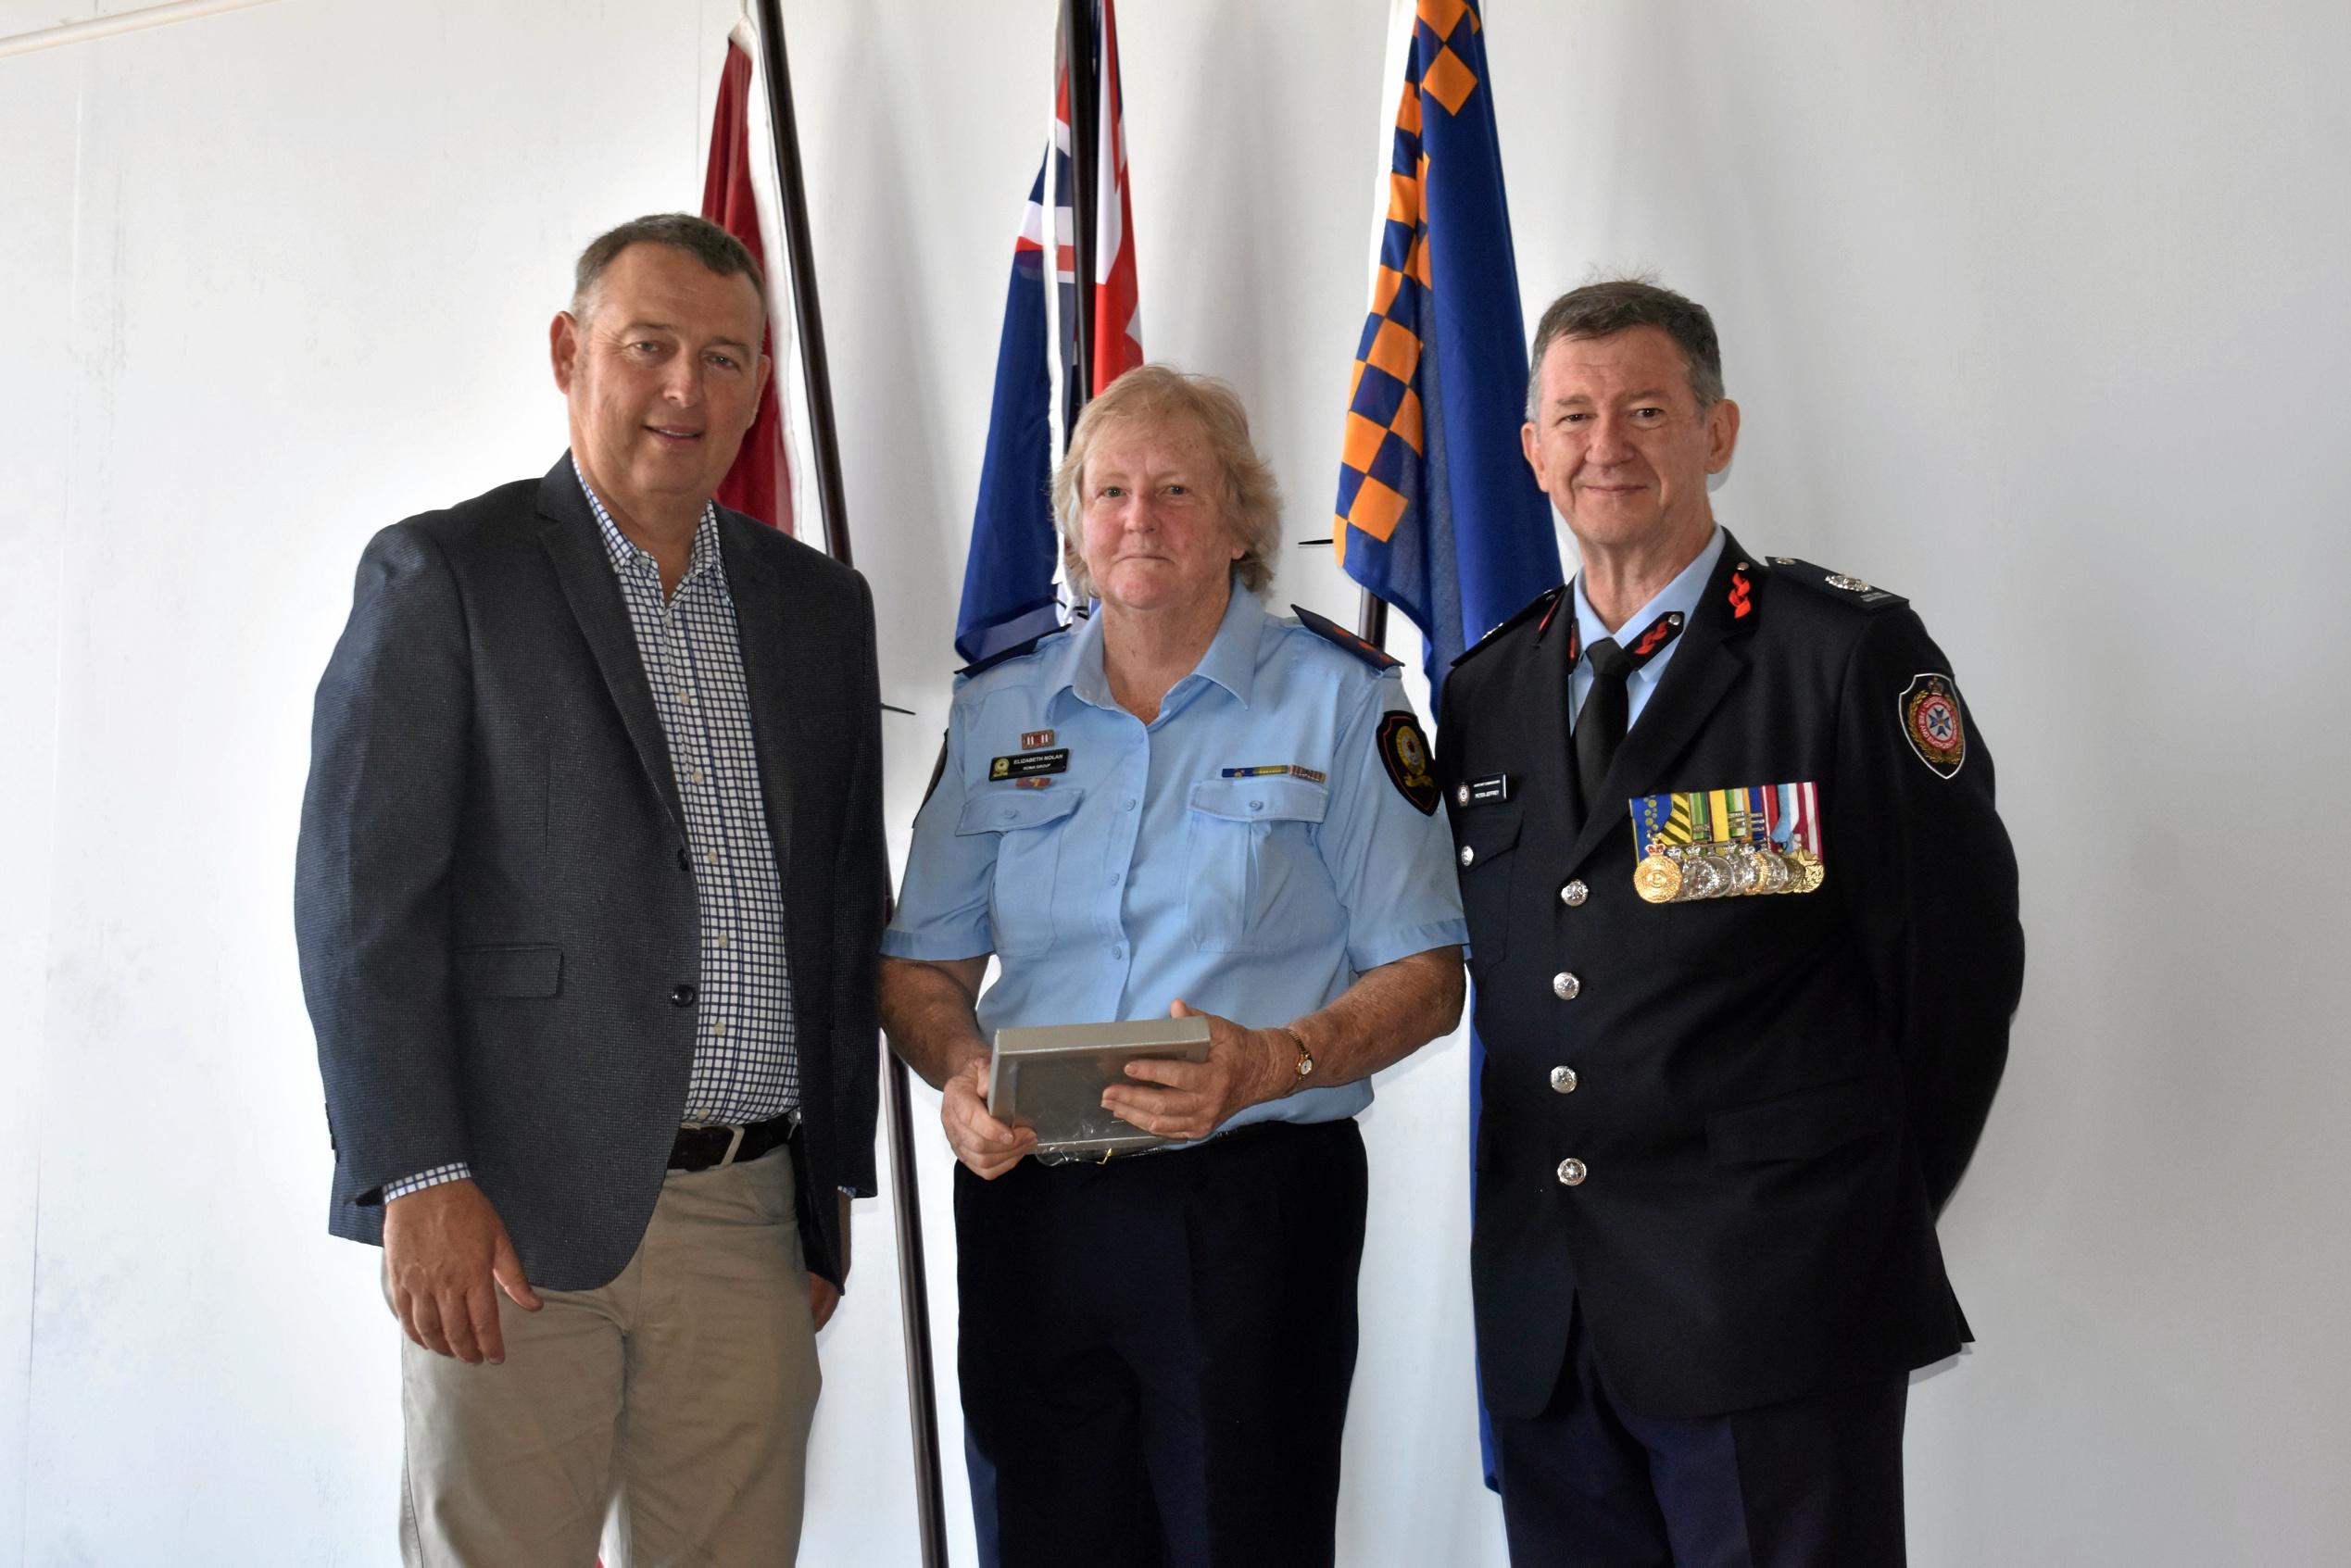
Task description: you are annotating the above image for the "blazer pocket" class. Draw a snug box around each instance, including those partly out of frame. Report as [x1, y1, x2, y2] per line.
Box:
[1705, 1075, 1894, 1165]
[452, 944, 563, 998]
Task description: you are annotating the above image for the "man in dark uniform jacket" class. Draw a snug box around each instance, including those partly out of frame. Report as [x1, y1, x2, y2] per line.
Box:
[1435, 280, 2022, 1566]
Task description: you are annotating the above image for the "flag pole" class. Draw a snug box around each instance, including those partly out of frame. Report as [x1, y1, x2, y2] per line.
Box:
[748, 6, 949, 1565]
[1354, 588, 1389, 649]
[1062, 0, 1099, 410]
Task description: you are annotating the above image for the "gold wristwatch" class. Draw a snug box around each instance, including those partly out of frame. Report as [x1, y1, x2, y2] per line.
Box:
[1278, 1025, 1315, 1090]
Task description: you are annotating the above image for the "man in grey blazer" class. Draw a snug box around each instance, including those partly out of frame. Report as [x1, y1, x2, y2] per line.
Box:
[296, 213, 885, 1564]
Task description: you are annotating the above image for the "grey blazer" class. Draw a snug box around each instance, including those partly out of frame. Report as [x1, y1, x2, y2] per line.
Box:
[295, 457, 885, 1291]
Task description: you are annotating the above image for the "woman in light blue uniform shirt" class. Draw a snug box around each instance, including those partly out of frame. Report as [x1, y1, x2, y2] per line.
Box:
[880, 366, 1465, 1568]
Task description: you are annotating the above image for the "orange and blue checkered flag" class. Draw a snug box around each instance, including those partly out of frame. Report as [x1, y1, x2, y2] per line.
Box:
[1334, 0, 1559, 704]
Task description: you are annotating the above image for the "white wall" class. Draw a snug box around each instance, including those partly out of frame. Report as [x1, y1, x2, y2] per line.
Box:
[4, 0, 2348, 1562]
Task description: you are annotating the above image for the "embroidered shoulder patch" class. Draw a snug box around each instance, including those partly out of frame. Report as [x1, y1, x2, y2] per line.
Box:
[1377, 711, 1440, 815]
[1899, 672, 1968, 778]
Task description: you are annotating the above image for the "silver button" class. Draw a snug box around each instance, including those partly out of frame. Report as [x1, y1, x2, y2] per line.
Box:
[1549, 1066, 1578, 1094]
[1459, 845, 1476, 868]
[1249, 799, 1264, 813]
[1555, 1158, 1587, 1186]
[1551, 972, 1581, 1000]
[1456, 784, 1471, 807]
[1559, 880, 1589, 907]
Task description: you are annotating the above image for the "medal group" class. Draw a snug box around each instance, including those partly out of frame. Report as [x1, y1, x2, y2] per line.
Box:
[1630, 783, 1825, 905]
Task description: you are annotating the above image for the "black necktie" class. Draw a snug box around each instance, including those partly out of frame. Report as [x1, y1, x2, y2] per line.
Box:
[1574, 636, 1634, 811]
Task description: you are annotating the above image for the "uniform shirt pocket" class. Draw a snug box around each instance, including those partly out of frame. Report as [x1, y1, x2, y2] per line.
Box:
[1183, 775, 1329, 952]
[956, 786, 1086, 959]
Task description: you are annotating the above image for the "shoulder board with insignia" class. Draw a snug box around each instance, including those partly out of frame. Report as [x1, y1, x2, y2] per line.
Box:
[1452, 584, 1568, 669]
[955, 628, 1059, 680]
[1289, 604, 1402, 670]
[1762, 557, 1909, 612]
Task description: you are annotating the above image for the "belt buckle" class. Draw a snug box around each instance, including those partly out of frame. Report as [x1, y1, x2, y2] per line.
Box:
[680, 1122, 748, 1169]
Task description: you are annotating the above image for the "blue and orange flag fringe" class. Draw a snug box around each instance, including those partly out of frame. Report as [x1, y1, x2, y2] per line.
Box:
[1333, 0, 1558, 707]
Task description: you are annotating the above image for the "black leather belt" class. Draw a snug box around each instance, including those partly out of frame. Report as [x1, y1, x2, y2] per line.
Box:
[669, 1109, 798, 1173]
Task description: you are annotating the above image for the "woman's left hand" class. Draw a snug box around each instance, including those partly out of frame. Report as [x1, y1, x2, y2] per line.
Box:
[1100, 998, 1293, 1143]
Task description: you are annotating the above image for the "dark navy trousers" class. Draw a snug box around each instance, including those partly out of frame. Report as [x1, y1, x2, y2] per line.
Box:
[1491, 1302, 1909, 1568]
[956, 1118, 1367, 1568]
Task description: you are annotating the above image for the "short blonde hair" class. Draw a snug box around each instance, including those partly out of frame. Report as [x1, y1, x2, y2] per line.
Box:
[1052, 365, 1283, 602]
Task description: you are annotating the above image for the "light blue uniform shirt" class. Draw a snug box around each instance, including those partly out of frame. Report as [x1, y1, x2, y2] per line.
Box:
[884, 583, 1467, 1134]
[1569, 525, 1726, 732]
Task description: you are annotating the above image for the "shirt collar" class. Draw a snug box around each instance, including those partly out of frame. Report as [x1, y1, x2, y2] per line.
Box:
[1572, 524, 1725, 663]
[1046, 578, 1268, 715]
[572, 454, 723, 587]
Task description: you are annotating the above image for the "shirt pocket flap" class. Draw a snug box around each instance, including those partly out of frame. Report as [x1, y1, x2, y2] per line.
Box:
[1187, 775, 1329, 823]
[1705, 1076, 1895, 1165]
[452, 944, 563, 999]
[956, 787, 1086, 835]
[1455, 804, 1523, 869]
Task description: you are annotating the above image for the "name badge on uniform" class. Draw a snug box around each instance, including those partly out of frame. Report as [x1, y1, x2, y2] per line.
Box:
[1627, 783, 1824, 904]
[990, 747, 1070, 782]
[1452, 773, 1511, 808]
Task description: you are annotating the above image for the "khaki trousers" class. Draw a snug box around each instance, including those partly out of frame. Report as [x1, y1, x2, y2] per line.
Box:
[391, 1148, 821, 1567]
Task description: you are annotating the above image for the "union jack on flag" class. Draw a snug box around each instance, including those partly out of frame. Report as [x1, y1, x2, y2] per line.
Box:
[956, 0, 1142, 663]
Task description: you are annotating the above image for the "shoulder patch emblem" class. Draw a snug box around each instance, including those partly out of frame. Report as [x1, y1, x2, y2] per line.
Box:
[1899, 673, 1968, 778]
[1291, 604, 1402, 670]
[1376, 711, 1440, 815]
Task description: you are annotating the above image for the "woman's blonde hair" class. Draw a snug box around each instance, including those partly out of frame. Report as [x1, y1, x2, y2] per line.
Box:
[1051, 365, 1283, 602]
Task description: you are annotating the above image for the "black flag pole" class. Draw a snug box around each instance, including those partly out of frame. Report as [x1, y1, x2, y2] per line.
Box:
[1062, 0, 1100, 422]
[748, 5, 949, 1565]
[1354, 587, 1389, 649]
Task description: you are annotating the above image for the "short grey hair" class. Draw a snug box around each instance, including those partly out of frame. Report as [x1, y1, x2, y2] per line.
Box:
[1525, 277, 1725, 420]
[1052, 365, 1283, 602]
[571, 213, 766, 320]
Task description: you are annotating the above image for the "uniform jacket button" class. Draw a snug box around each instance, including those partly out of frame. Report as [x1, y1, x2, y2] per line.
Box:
[1549, 1066, 1578, 1094]
[1556, 1158, 1588, 1186]
[1559, 880, 1589, 907]
[1551, 972, 1581, 1000]
[676, 847, 692, 872]
[670, 983, 698, 1008]
[1459, 845, 1477, 868]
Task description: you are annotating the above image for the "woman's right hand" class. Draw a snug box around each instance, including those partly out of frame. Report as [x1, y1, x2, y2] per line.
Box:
[942, 1056, 1037, 1179]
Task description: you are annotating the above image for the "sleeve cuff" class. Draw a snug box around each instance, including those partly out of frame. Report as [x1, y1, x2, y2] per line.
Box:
[880, 927, 992, 962]
[382, 1162, 472, 1202]
[1347, 920, 1470, 976]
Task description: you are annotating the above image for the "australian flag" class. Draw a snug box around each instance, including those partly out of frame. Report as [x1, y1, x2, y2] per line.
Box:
[955, 0, 1142, 664]
[1332, 0, 1559, 709]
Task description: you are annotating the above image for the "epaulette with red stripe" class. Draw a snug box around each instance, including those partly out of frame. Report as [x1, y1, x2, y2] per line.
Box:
[1290, 604, 1403, 671]
[1452, 583, 1568, 669]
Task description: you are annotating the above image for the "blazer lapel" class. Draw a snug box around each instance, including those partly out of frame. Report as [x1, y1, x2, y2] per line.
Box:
[534, 458, 686, 834]
[716, 515, 798, 871]
[1562, 536, 1760, 873]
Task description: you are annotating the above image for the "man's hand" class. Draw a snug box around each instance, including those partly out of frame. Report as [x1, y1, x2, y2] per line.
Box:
[1101, 999, 1291, 1144]
[942, 1056, 1037, 1178]
[383, 1179, 541, 1364]
[809, 1191, 850, 1330]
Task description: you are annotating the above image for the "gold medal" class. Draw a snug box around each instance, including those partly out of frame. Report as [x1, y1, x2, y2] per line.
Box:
[1752, 847, 1793, 895]
[1634, 850, 1682, 904]
[1785, 847, 1825, 894]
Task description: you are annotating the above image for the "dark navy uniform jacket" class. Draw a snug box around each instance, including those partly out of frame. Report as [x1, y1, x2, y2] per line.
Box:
[1435, 530, 2023, 1421]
